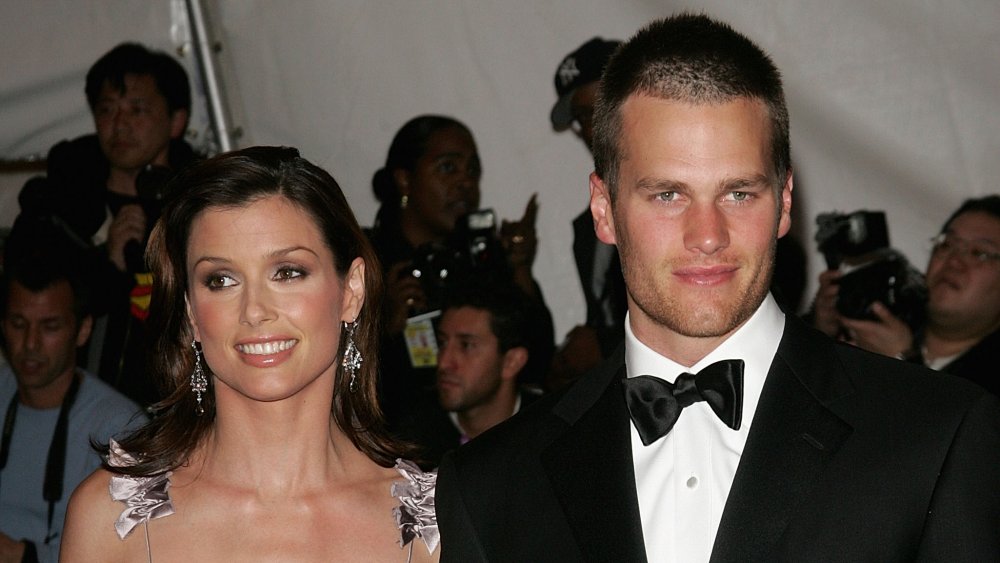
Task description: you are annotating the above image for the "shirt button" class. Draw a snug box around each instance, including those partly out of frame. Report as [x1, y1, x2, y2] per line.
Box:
[686, 476, 699, 489]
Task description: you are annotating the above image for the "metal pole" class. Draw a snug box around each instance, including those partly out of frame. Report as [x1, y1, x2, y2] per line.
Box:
[185, 0, 233, 153]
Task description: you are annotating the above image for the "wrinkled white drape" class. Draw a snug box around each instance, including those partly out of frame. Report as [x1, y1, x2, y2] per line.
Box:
[3, 0, 998, 336]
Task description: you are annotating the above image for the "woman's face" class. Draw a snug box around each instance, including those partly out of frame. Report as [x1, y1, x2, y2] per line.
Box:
[398, 125, 482, 239]
[185, 195, 365, 404]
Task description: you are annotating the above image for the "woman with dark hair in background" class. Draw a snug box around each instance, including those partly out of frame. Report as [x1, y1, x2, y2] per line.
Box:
[367, 115, 554, 432]
[61, 147, 439, 562]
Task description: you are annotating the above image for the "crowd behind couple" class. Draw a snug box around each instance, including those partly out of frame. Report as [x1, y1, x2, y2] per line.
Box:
[1, 12, 998, 563]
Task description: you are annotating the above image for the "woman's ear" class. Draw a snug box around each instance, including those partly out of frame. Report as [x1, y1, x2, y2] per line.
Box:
[393, 169, 410, 197]
[341, 257, 366, 323]
[186, 295, 201, 341]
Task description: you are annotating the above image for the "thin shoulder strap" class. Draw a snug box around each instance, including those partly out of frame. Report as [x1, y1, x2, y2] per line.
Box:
[144, 521, 152, 563]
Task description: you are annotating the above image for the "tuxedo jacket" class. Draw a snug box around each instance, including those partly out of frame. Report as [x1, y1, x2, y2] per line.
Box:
[436, 315, 1000, 562]
[396, 388, 542, 470]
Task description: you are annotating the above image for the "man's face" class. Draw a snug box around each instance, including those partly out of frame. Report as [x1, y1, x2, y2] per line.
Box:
[436, 307, 508, 413]
[926, 210, 1000, 335]
[92, 73, 186, 175]
[1, 280, 91, 402]
[590, 95, 791, 362]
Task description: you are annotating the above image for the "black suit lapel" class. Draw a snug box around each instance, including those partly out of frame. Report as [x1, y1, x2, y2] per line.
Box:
[541, 353, 648, 562]
[711, 318, 854, 562]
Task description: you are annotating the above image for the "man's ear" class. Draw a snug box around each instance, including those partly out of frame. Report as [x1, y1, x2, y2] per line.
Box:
[185, 295, 201, 341]
[169, 109, 189, 140]
[75, 315, 94, 348]
[341, 257, 366, 323]
[500, 346, 529, 382]
[590, 172, 617, 245]
[777, 170, 794, 239]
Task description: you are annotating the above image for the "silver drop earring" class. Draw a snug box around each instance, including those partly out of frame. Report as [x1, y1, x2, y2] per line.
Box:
[342, 321, 362, 393]
[191, 340, 209, 415]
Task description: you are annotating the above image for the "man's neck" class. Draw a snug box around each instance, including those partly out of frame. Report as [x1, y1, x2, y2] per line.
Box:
[630, 319, 739, 368]
[455, 391, 518, 440]
[19, 370, 77, 410]
[923, 322, 995, 362]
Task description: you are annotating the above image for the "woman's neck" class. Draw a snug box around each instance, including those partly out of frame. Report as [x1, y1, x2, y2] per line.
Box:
[399, 211, 443, 249]
[193, 391, 366, 495]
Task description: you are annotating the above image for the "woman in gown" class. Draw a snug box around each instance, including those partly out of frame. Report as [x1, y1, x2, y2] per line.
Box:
[61, 146, 438, 562]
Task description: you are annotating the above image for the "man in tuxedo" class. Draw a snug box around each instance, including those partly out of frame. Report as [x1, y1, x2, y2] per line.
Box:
[436, 13, 1000, 561]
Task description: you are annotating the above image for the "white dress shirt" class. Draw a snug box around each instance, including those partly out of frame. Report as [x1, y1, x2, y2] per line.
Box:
[626, 294, 785, 563]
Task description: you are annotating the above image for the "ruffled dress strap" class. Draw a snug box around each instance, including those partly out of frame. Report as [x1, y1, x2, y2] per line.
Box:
[106, 439, 175, 540]
[391, 459, 439, 558]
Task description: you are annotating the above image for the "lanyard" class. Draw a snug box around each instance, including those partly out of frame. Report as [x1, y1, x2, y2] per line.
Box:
[0, 372, 83, 545]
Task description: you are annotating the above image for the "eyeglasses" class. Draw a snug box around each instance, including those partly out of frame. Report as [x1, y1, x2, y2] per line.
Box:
[929, 232, 1000, 265]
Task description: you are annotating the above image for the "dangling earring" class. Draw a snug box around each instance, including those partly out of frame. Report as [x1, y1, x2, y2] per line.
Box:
[399, 194, 409, 210]
[342, 321, 362, 393]
[190, 340, 209, 415]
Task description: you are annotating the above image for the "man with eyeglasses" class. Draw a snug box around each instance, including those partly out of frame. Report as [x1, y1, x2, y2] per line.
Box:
[813, 195, 1000, 396]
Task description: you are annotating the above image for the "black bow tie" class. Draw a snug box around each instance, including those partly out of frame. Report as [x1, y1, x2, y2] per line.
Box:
[623, 359, 744, 446]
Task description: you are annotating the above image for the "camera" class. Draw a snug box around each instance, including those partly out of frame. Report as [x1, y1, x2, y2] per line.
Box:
[409, 209, 510, 312]
[835, 250, 927, 326]
[815, 210, 889, 269]
[814, 210, 927, 327]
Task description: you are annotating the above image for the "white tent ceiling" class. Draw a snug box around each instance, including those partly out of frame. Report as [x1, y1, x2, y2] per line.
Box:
[2, 0, 998, 338]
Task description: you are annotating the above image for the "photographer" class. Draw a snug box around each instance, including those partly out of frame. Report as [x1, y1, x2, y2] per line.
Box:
[812, 196, 1000, 397]
[14, 43, 198, 407]
[367, 115, 554, 426]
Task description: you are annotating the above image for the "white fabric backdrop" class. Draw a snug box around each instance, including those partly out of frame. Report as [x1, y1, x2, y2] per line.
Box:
[2, 0, 998, 339]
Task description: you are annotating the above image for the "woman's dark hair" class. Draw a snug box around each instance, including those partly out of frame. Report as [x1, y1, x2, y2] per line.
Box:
[111, 146, 407, 475]
[371, 115, 472, 227]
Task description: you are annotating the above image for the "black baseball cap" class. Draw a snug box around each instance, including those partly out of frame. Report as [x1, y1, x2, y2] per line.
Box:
[550, 37, 621, 129]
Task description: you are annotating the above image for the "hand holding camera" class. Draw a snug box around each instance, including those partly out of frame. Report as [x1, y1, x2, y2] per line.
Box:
[814, 210, 927, 327]
[107, 203, 147, 273]
[386, 261, 428, 334]
[839, 302, 914, 358]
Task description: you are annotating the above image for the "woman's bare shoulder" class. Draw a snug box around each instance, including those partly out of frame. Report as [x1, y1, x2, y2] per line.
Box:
[60, 468, 128, 563]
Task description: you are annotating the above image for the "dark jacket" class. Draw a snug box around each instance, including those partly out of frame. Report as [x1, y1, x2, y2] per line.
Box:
[14, 134, 198, 406]
[936, 327, 1000, 397]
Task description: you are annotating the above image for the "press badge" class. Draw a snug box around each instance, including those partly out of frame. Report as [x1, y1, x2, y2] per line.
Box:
[404, 310, 441, 368]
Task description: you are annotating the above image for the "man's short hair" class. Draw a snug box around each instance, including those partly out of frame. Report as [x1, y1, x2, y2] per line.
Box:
[942, 195, 1000, 232]
[85, 42, 191, 115]
[592, 13, 790, 200]
[0, 256, 90, 326]
[442, 283, 529, 353]
[1, 223, 92, 325]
